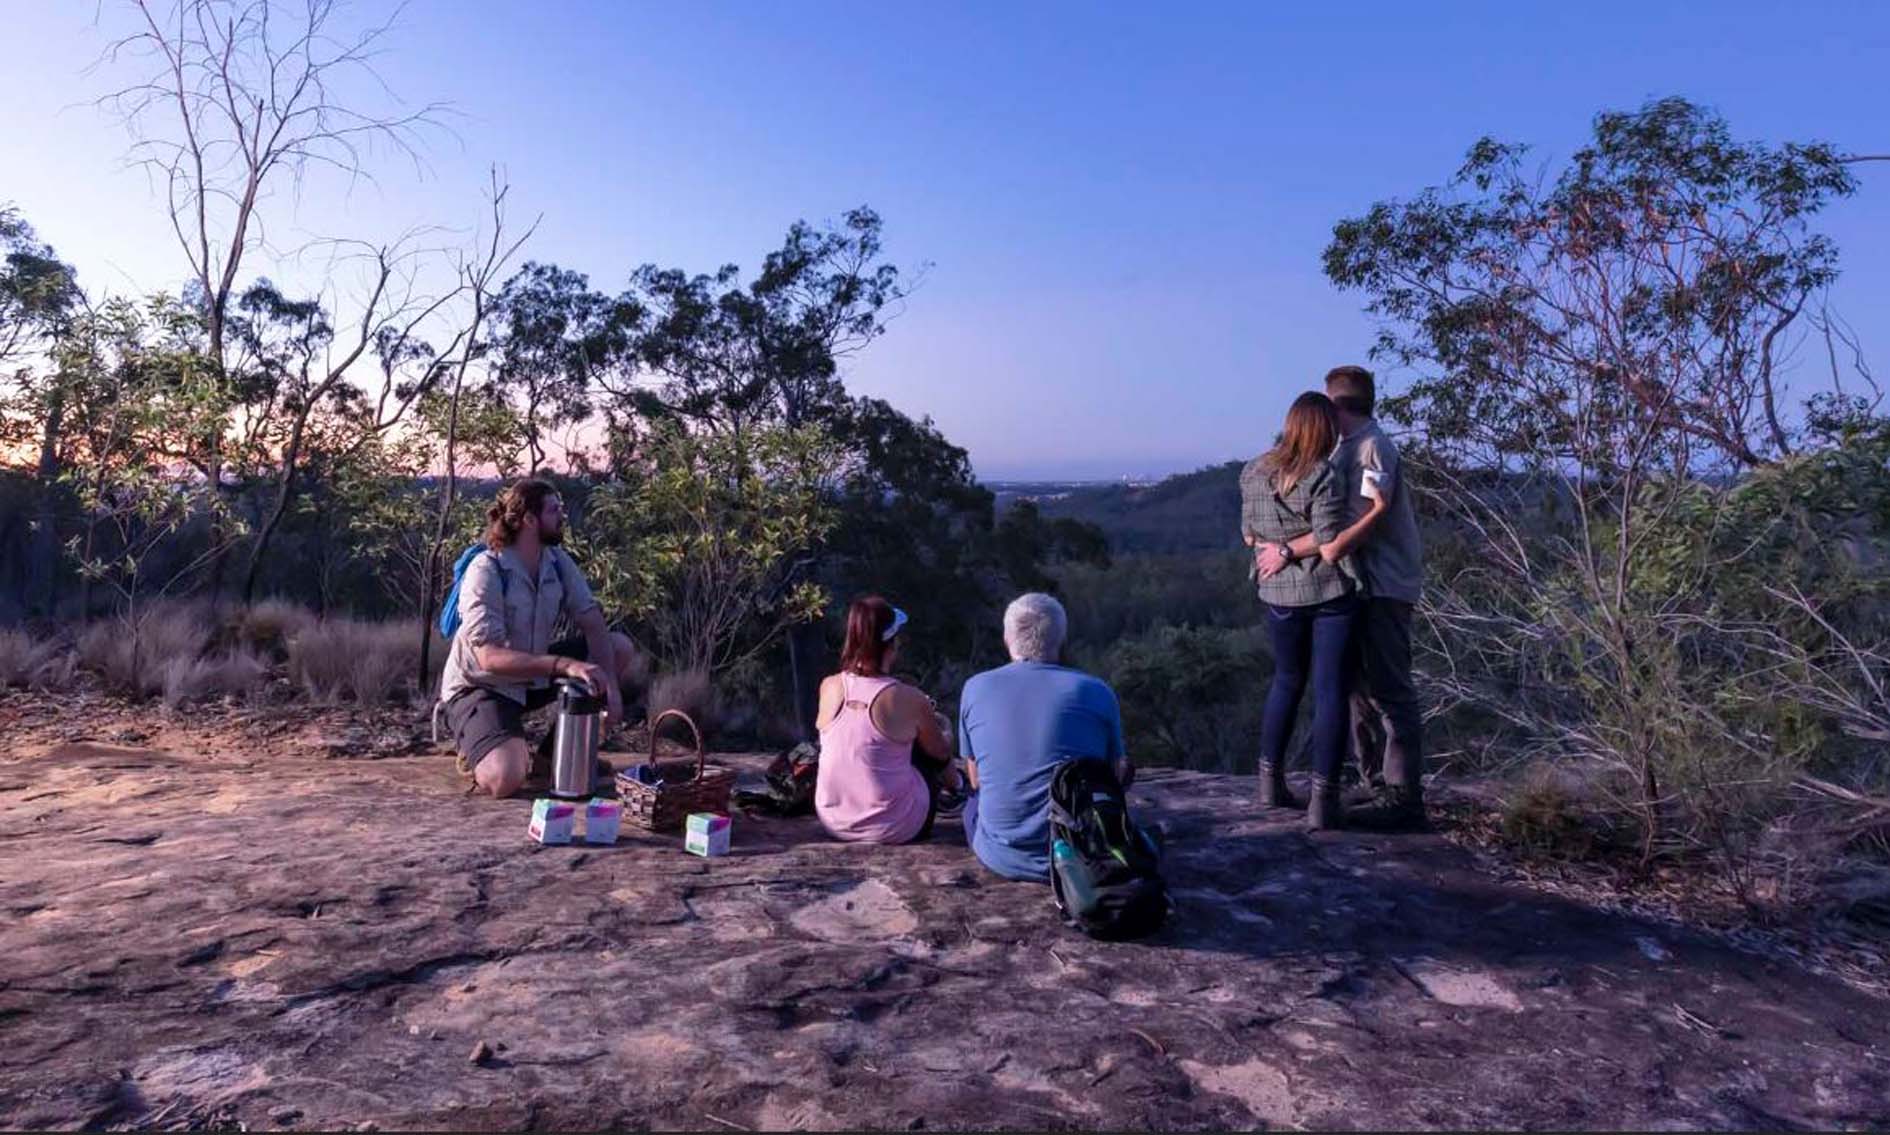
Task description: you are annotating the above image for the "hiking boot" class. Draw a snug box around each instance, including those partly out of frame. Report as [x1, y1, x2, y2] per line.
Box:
[1342, 779, 1389, 809]
[522, 739, 553, 792]
[1257, 761, 1302, 810]
[1306, 777, 1342, 831]
[1346, 784, 1427, 832]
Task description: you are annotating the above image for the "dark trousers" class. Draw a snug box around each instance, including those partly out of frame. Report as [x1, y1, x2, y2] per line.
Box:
[1351, 598, 1424, 791]
[1261, 595, 1359, 781]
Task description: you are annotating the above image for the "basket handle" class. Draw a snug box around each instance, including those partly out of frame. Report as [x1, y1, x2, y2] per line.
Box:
[647, 709, 706, 782]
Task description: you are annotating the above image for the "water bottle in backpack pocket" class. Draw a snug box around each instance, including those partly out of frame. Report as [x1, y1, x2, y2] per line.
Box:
[1046, 760, 1170, 940]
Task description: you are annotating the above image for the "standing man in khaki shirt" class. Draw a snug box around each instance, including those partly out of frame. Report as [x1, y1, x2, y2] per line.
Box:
[1258, 366, 1426, 830]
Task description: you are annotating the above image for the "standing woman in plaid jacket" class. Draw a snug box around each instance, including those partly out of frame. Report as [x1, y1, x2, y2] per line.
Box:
[1238, 391, 1386, 830]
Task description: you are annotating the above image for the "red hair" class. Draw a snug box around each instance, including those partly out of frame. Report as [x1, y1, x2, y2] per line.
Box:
[839, 595, 897, 677]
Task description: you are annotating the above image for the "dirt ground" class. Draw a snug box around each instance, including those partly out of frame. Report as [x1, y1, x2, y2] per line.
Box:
[2, 691, 1887, 1131]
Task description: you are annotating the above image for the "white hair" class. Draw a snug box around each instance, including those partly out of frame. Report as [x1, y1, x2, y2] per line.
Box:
[1003, 592, 1067, 663]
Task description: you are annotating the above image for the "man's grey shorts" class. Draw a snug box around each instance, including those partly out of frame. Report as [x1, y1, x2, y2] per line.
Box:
[445, 636, 589, 770]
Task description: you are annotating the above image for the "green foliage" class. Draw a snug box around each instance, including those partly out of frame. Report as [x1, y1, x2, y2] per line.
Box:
[0, 204, 80, 368]
[1097, 623, 1266, 772]
[817, 396, 1007, 688]
[1328, 97, 1889, 905]
[581, 423, 843, 675]
[1326, 97, 1857, 475]
[625, 207, 909, 432]
[325, 389, 523, 615]
[490, 262, 610, 470]
[1061, 551, 1256, 650]
[993, 500, 1111, 592]
[54, 296, 244, 612]
[1029, 462, 1246, 553]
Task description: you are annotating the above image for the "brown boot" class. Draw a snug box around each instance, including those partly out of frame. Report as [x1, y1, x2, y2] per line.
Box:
[1306, 778, 1342, 831]
[522, 733, 553, 792]
[1257, 761, 1302, 810]
[1342, 777, 1388, 809]
[1347, 783, 1427, 832]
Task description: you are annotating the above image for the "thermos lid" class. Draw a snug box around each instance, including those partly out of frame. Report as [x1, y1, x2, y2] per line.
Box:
[557, 678, 606, 715]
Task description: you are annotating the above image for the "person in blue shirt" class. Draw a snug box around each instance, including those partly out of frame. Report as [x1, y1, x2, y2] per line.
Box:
[958, 593, 1134, 882]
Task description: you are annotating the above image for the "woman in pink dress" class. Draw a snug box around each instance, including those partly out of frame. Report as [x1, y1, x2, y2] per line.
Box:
[814, 595, 960, 843]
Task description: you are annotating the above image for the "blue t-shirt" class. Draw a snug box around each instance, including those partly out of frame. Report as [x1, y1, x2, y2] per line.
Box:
[958, 662, 1125, 882]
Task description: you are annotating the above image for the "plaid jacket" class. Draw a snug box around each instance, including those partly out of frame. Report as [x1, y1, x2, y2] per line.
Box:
[1238, 456, 1356, 607]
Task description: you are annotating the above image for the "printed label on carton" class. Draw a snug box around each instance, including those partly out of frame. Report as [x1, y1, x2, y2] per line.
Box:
[528, 798, 576, 845]
[583, 798, 622, 845]
[685, 812, 731, 858]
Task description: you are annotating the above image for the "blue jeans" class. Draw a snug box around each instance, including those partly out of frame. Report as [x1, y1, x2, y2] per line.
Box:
[1261, 594, 1360, 782]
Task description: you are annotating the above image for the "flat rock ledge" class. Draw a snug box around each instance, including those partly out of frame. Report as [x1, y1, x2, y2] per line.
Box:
[2, 719, 1887, 1130]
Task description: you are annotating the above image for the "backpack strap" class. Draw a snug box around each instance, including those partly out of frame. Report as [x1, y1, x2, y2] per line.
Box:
[487, 548, 509, 598]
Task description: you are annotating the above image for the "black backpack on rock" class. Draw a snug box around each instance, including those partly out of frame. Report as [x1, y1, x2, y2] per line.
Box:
[733, 742, 821, 817]
[1047, 760, 1170, 940]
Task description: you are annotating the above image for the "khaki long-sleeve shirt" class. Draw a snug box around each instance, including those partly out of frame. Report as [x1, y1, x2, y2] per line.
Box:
[440, 544, 600, 705]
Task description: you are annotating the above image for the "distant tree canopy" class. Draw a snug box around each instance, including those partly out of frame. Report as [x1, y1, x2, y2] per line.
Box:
[0, 0, 1101, 733]
[480, 208, 1103, 690]
[1326, 96, 1866, 476]
[1325, 97, 1890, 889]
[0, 188, 1098, 707]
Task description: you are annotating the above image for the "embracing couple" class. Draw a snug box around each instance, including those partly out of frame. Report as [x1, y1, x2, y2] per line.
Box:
[1240, 365, 1424, 832]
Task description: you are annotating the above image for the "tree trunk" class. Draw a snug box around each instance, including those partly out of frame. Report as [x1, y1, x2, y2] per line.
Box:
[785, 621, 823, 741]
[202, 309, 232, 606]
[242, 413, 309, 603]
[419, 328, 477, 693]
[27, 387, 65, 616]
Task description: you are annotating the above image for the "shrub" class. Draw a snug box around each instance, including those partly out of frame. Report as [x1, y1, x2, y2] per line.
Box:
[648, 668, 720, 736]
[0, 629, 71, 690]
[618, 637, 653, 698]
[288, 617, 423, 707]
[1097, 623, 1267, 773]
[581, 423, 841, 676]
[75, 603, 215, 697]
[159, 649, 270, 708]
[223, 599, 316, 660]
[1499, 762, 1626, 861]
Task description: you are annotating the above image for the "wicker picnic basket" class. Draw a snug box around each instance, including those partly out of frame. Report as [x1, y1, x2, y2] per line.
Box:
[615, 709, 735, 833]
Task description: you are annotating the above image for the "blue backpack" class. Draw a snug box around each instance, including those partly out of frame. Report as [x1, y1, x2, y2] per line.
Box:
[438, 545, 506, 639]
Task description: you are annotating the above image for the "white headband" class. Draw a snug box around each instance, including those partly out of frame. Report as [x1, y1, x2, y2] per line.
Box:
[883, 607, 908, 642]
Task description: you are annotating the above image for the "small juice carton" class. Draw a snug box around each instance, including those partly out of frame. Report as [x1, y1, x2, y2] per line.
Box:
[583, 798, 622, 845]
[528, 798, 576, 845]
[684, 812, 731, 858]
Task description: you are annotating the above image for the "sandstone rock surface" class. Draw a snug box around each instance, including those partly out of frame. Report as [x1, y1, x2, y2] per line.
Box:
[1, 701, 1886, 1130]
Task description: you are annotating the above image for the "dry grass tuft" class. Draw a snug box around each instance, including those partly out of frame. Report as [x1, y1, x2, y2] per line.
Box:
[0, 629, 72, 690]
[1500, 761, 1630, 862]
[225, 599, 316, 660]
[288, 617, 425, 707]
[75, 603, 216, 697]
[160, 648, 270, 708]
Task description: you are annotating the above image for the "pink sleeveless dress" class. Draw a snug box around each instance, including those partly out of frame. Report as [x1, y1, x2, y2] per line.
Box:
[815, 673, 930, 844]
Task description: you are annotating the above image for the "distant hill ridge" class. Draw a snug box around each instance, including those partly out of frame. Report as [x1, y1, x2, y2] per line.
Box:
[998, 461, 1245, 554]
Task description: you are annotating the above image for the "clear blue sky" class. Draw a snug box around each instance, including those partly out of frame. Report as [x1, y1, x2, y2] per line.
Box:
[4, 1, 1887, 479]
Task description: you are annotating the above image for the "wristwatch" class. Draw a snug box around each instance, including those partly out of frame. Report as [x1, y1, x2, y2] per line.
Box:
[1275, 541, 1296, 563]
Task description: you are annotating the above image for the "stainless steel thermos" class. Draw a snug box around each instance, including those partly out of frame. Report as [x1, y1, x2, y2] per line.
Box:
[550, 678, 605, 798]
